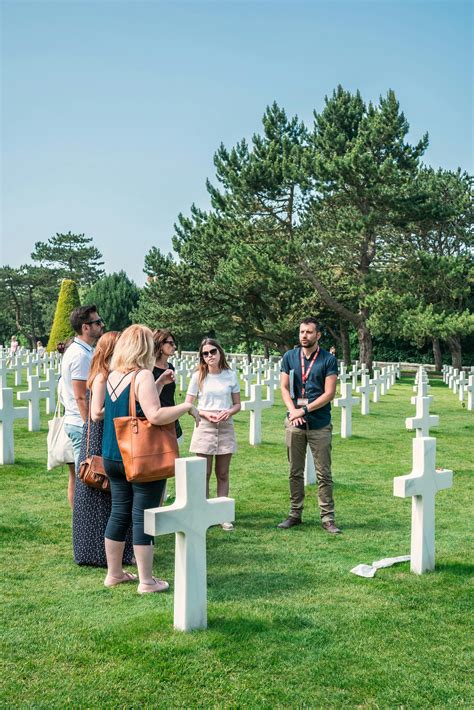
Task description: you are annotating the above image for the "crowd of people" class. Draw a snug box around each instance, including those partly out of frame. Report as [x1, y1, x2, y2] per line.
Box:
[56, 305, 340, 595]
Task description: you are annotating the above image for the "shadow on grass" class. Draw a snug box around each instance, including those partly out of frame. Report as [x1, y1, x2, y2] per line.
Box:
[208, 611, 320, 637]
[435, 561, 474, 577]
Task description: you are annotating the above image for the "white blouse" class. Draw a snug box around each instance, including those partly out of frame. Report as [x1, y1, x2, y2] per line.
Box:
[187, 369, 240, 411]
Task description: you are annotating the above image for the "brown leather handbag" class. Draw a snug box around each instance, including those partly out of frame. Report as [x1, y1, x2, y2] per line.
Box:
[78, 402, 110, 492]
[113, 371, 178, 483]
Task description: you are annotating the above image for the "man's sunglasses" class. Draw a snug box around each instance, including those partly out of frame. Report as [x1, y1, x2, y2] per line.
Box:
[86, 319, 105, 326]
[202, 348, 218, 358]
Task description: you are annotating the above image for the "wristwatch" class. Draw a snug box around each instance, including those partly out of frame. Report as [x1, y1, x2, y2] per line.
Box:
[302, 405, 309, 416]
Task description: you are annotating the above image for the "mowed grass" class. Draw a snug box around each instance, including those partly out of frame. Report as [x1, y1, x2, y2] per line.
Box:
[1, 374, 473, 708]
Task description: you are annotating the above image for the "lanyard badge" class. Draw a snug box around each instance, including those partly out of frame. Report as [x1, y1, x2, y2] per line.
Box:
[297, 347, 319, 407]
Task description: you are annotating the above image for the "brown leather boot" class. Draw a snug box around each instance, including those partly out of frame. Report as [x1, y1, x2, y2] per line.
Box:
[322, 521, 342, 534]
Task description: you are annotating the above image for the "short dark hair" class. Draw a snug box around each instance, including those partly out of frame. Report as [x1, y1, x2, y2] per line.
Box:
[70, 305, 98, 334]
[300, 317, 320, 331]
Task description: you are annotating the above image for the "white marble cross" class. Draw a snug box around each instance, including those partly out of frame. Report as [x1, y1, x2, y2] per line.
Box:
[466, 375, 473, 411]
[338, 365, 350, 386]
[388, 365, 397, 387]
[406, 395, 439, 438]
[304, 445, 316, 485]
[457, 371, 466, 402]
[144, 456, 235, 631]
[10, 355, 23, 386]
[380, 368, 389, 396]
[449, 368, 458, 392]
[393, 437, 452, 574]
[371, 369, 382, 403]
[175, 360, 188, 392]
[413, 372, 430, 397]
[39, 368, 58, 415]
[356, 374, 375, 415]
[334, 382, 359, 438]
[351, 362, 359, 389]
[241, 367, 253, 398]
[359, 363, 368, 379]
[0, 388, 28, 464]
[0, 359, 8, 388]
[452, 369, 460, 394]
[24, 354, 39, 379]
[253, 362, 265, 385]
[17, 375, 48, 431]
[241, 384, 272, 445]
[262, 368, 279, 405]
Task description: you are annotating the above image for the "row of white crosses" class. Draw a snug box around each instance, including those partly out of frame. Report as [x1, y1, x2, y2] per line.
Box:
[1, 350, 62, 389]
[0, 367, 58, 464]
[333, 362, 399, 439]
[442, 365, 473, 411]
[393, 367, 453, 574]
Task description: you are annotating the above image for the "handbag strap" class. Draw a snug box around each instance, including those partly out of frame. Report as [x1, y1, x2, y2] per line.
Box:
[128, 369, 142, 418]
[85, 392, 92, 458]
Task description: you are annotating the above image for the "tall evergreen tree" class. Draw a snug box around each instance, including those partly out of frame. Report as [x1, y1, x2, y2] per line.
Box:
[31, 232, 105, 287]
[0, 264, 58, 347]
[300, 87, 430, 368]
[47, 279, 81, 351]
[85, 271, 140, 331]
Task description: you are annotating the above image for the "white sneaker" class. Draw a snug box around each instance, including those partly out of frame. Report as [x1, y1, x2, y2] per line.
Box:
[221, 522, 234, 531]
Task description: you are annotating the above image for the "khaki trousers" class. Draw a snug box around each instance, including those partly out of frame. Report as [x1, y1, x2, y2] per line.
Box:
[285, 421, 334, 523]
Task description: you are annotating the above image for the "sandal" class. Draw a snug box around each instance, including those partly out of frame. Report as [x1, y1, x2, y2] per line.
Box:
[104, 571, 138, 588]
[137, 577, 170, 595]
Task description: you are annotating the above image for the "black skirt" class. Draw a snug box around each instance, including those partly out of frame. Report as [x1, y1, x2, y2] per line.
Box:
[72, 402, 133, 567]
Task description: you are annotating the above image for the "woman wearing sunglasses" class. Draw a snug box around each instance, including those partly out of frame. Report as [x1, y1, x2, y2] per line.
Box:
[186, 339, 241, 530]
[152, 329, 182, 443]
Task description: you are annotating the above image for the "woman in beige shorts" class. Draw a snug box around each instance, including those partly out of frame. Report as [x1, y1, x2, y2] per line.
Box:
[186, 339, 241, 530]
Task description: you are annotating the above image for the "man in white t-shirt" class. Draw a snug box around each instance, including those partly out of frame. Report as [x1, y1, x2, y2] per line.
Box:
[61, 305, 104, 475]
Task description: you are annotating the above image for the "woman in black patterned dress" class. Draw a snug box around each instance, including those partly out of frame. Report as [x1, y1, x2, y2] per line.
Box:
[73, 332, 133, 567]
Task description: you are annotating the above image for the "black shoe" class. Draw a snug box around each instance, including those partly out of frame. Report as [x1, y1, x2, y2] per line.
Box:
[277, 517, 302, 529]
[322, 521, 342, 534]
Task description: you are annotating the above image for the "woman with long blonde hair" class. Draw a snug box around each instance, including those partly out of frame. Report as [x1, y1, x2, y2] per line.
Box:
[91, 324, 199, 593]
[73, 331, 134, 567]
[185, 338, 241, 530]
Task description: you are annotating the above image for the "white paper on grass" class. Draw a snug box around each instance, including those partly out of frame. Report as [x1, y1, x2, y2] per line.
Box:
[350, 564, 377, 578]
[350, 555, 410, 578]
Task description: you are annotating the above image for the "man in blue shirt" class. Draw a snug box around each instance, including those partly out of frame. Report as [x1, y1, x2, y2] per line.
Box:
[278, 317, 341, 533]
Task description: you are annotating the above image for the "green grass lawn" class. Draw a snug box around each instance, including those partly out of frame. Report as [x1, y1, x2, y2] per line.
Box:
[1, 374, 473, 708]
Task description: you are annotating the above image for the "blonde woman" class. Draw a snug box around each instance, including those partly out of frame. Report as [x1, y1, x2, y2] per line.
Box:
[91, 325, 199, 594]
[185, 339, 241, 530]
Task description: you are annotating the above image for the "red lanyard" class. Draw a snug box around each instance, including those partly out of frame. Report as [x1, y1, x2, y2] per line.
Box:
[300, 347, 320, 397]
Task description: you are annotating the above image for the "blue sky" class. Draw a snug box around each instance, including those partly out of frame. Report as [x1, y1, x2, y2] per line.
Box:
[1, 0, 472, 284]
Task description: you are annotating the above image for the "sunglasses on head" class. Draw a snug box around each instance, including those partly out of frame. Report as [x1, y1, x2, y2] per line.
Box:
[202, 347, 218, 358]
[86, 318, 104, 326]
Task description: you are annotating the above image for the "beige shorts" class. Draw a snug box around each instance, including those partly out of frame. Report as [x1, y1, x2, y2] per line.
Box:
[190, 418, 237, 456]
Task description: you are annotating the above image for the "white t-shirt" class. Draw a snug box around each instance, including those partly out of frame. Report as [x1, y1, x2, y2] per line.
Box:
[60, 338, 93, 426]
[187, 369, 240, 411]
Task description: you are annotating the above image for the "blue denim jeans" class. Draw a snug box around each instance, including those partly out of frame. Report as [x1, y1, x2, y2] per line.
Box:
[64, 423, 83, 470]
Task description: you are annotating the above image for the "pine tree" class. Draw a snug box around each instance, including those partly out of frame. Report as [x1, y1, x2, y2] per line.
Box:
[31, 232, 105, 287]
[47, 279, 81, 351]
[85, 271, 140, 331]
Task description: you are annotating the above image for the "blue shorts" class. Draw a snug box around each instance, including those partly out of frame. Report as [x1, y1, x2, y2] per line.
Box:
[64, 423, 83, 470]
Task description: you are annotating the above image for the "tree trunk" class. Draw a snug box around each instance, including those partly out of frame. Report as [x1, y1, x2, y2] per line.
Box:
[432, 338, 442, 372]
[447, 335, 462, 369]
[246, 340, 252, 364]
[340, 320, 351, 366]
[357, 323, 373, 371]
[264, 344, 269, 360]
